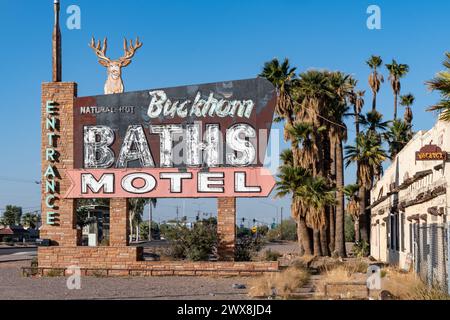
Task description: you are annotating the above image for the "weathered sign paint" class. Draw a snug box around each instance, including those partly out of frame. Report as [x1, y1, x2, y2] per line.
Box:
[415, 144, 448, 161]
[67, 78, 277, 198]
[44, 101, 59, 224]
[64, 167, 275, 198]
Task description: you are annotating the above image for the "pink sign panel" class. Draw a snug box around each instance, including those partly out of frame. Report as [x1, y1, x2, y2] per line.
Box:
[64, 167, 276, 198]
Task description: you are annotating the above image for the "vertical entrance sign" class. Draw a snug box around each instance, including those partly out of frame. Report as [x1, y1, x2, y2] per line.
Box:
[65, 78, 277, 199]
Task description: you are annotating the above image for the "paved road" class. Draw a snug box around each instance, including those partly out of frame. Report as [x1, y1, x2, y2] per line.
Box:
[0, 247, 37, 256]
[0, 247, 37, 262]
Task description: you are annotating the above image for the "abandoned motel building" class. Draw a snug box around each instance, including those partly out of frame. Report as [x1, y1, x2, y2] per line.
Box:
[370, 119, 450, 291]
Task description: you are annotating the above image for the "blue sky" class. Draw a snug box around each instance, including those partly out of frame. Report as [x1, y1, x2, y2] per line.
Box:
[0, 0, 448, 225]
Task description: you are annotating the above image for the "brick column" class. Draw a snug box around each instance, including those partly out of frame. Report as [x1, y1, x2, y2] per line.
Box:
[217, 197, 236, 261]
[110, 198, 130, 246]
[40, 82, 78, 246]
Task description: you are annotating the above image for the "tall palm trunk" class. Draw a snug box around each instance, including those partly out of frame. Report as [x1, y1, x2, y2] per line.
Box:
[313, 229, 322, 256]
[320, 226, 329, 256]
[354, 109, 361, 244]
[372, 91, 377, 111]
[298, 216, 312, 255]
[287, 117, 308, 256]
[359, 186, 369, 243]
[329, 141, 336, 253]
[354, 217, 360, 242]
[334, 140, 346, 257]
[393, 93, 398, 120]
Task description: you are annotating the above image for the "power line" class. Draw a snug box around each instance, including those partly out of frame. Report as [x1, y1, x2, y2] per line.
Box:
[0, 176, 40, 184]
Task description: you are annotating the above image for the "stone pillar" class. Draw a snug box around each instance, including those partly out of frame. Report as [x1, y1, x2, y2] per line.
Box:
[110, 198, 129, 247]
[40, 82, 78, 247]
[217, 197, 236, 261]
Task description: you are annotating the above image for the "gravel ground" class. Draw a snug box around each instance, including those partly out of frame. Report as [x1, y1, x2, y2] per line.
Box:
[0, 261, 254, 300]
[0, 242, 306, 300]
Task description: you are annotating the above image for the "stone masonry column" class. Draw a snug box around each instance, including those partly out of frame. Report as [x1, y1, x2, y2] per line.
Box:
[40, 82, 78, 247]
[217, 197, 236, 261]
[109, 198, 130, 246]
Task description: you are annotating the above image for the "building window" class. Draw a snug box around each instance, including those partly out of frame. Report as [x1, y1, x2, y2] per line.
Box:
[395, 214, 400, 251]
[401, 213, 405, 252]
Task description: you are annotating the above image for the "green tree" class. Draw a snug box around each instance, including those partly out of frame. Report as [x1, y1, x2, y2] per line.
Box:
[2, 205, 22, 226]
[345, 133, 386, 244]
[427, 52, 450, 121]
[386, 59, 409, 120]
[275, 164, 313, 255]
[383, 119, 413, 159]
[400, 93, 415, 125]
[298, 175, 336, 256]
[21, 212, 41, 229]
[164, 219, 218, 261]
[343, 184, 360, 242]
[326, 72, 354, 258]
[366, 55, 384, 111]
[259, 58, 297, 141]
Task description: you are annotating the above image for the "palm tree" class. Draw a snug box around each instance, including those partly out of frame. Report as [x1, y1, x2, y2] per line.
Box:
[128, 198, 150, 242]
[383, 120, 413, 159]
[326, 72, 354, 257]
[400, 93, 415, 125]
[359, 110, 389, 136]
[275, 164, 313, 255]
[359, 110, 388, 181]
[349, 89, 365, 137]
[385, 59, 409, 119]
[21, 212, 41, 229]
[286, 122, 322, 173]
[366, 55, 384, 111]
[426, 52, 450, 121]
[343, 184, 360, 242]
[345, 133, 387, 243]
[259, 58, 297, 141]
[297, 175, 336, 256]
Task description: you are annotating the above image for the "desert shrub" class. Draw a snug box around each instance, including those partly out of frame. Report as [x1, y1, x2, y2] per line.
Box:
[46, 269, 64, 277]
[30, 257, 38, 268]
[139, 222, 160, 240]
[264, 249, 282, 261]
[353, 241, 369, 257]
[265, 229, 280, 242]
[345, 214, 355, 242]
[248, 266, 310, 298]
[234, 236, 263, 261]
[3, 236, 12, 243]
[164, 219, 218, 261]
[264, 219, 297, 242]
[236, 226, 252, 238]
[99, 237, 109, 246]
[382, 267, 450, 300]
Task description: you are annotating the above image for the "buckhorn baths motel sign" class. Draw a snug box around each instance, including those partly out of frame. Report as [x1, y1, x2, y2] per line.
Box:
[64, 78, 277, 199]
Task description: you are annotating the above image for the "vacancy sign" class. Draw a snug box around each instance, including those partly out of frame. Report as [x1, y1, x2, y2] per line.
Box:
[65, 78, 277, 199]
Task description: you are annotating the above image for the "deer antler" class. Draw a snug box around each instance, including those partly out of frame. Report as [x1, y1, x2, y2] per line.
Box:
[89, 37, 110, 62]
[120, 37, 143, 61]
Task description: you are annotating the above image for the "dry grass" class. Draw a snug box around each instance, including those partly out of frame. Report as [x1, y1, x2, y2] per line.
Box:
[248, 267, 310, 298]
[382, 267, 450, 300]
[315, 259, 369, 299]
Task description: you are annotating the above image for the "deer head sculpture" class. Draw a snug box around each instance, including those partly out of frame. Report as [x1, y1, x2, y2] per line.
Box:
[89, 37, 143, 94]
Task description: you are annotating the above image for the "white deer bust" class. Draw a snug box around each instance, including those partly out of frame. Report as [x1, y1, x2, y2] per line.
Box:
[89, 37, 143, 94]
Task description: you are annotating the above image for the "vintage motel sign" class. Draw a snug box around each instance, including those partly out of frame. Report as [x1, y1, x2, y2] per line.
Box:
[65, 78, 277, 198]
